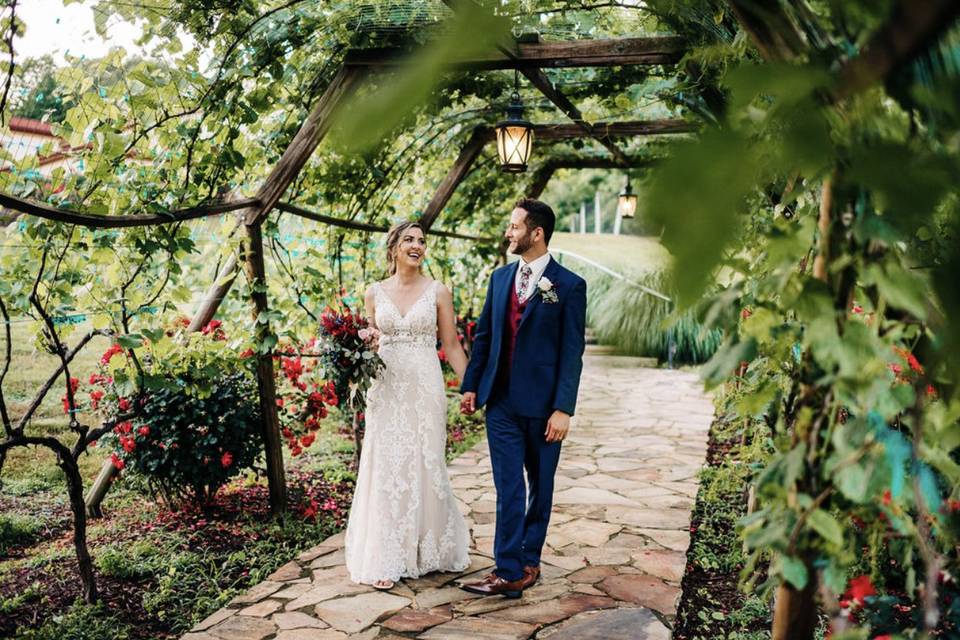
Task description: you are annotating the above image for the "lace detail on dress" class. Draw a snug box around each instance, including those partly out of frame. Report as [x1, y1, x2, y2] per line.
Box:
[345, 281, 471, 584]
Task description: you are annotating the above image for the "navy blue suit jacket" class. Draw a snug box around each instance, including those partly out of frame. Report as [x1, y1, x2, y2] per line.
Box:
[461, 257, 587, 418]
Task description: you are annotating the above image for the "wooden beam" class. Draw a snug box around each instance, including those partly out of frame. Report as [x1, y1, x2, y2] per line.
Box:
[245, 65, 369, 227]
[187, 65, 366, 334]
[344, 36, 685, 70]
[419, 126, 489, 231]
[474, 119, 695, 142]
[276, 201, 495, 242]
[527, 165, 556, 199]
[834, 0, 960, 102]
[0, 193, 259, 228]
[520, 67, 630, 166]
[539, 154, 656, 170]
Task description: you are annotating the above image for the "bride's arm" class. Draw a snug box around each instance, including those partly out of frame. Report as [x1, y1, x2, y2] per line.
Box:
[437, 284, 468, 381]
[364, 285, 378, 329]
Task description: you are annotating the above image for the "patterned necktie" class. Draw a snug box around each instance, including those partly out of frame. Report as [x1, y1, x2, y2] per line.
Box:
[518, 264, 533, 301]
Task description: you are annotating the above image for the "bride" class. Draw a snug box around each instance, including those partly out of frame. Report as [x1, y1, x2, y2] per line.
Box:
[344, 220, 471, 590]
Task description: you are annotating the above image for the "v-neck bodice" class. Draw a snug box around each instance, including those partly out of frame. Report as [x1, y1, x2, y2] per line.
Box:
[374, 281, 438, 349]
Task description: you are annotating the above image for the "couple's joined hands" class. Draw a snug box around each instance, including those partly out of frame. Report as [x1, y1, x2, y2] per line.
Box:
[459, 392, 570, 442]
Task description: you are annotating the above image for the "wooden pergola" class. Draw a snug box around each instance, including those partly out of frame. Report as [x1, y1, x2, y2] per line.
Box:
[1, 31, 696, 516]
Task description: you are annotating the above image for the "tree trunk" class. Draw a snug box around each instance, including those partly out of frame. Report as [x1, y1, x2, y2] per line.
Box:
[62, 456, 97, 603]
[243, 222, 288, 516]
[772, 576, 818, 640]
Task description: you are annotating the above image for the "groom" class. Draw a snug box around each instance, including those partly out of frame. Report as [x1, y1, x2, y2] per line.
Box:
[459, 198, 587, 598]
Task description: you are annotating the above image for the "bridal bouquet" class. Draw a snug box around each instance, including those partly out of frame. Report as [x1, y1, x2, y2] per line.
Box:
[317, 301, 385, 414]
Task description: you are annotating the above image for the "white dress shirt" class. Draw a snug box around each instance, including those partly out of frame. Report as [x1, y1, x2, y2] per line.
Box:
[514, 252, 552, 302]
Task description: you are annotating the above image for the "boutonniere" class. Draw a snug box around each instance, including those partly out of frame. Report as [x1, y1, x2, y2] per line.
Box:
[537, 277, 559, 304]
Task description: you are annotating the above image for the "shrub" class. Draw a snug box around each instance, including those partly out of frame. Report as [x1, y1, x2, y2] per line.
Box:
[0, 513, 43, 555]
[15, 602, 133, 640]
[97, 324, 263, 506]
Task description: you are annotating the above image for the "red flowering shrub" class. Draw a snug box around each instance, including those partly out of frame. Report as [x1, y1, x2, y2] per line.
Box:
[272, 342, 338, 456]
[97, 320, 263, 506]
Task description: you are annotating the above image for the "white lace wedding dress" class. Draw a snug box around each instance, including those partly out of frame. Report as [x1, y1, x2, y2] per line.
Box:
[345, 281, 470, 584]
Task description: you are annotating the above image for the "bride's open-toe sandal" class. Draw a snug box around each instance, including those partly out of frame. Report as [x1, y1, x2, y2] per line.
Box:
[372, 580, 395, 591]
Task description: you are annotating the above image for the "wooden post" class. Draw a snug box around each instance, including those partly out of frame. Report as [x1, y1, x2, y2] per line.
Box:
[243, 222, 288, 516]
[579, 202, 586, 234]
[772, 568, 818, 640]
[594, 190, 601, 234]
[420, 126, 488, 231]
[613, 209, 622, 235]
[84, 460, 116, 518]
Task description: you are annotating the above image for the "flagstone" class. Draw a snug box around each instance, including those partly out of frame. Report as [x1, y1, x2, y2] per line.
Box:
[631, 548, 686, 582]
[192, 607, 236, 632]
[489, 594, 616, 626]
[229, 581, 285, 606]
[598, 574, 681, 614]
[207, 615, 277, 640]
[605, 505, 691, 530]
[553, 519, 621, 547]
[537, 607, 670, 640]
[181, 358, 715, 640]
[311, 549, 346, 569]
[636, 528, 691, 552]
[273, 611, 331, 630]
[269, 560, 306, 582]
[314, 592, 411, 633]
[418, 617, 538, 639]
[382, 607, 453, 632]
[239, 599, 283, 617]
[274, 630, 348, 640]
[567, 565, 618, 584]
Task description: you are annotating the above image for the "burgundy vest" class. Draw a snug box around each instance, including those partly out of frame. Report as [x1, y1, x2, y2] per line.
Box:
[496, 287, 527, 386]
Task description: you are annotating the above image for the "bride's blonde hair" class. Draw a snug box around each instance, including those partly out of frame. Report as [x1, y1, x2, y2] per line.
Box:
[385, 221, 425, 275]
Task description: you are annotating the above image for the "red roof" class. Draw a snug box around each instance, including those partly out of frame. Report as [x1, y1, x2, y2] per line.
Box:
[8, 116, 55, 136]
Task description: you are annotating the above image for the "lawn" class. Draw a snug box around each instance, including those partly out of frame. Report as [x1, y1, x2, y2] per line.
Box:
[549, 232, 671, 276]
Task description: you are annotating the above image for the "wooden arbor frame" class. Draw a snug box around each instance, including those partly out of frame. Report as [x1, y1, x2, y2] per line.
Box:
[0, 33, 693, 516]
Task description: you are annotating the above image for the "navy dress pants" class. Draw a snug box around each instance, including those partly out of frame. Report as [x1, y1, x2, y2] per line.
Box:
[485, 392, 562, 582]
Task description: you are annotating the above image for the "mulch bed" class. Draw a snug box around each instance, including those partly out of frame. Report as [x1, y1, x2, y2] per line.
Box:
[0, 472, 353, 639]
[671, 418, 770, 639]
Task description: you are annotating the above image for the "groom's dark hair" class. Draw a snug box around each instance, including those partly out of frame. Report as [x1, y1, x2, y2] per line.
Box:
[516, 198, 556, 245]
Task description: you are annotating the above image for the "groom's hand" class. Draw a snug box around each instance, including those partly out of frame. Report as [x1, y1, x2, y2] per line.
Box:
[461, 392, 477, 415]
[545, 411, 570, 442]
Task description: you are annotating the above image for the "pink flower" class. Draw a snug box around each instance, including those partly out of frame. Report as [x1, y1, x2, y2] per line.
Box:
[137, 425, 150, 437]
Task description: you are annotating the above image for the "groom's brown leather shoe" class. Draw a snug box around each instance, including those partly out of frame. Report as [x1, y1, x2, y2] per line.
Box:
[520, 565, 540, 589]
[460, 572, 525, 599]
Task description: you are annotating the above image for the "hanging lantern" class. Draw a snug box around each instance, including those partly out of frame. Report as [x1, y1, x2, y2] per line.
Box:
[495, 73, 533, 173]
[617, 179, 638, 219]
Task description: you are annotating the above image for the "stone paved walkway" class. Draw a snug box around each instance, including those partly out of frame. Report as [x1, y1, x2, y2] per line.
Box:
[182, 353, 714, 640]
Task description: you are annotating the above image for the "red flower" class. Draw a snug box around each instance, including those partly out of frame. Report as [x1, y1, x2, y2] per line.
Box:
[741, 307, 752, 319]
[437, 348, 448, 363]
[290, 445, 303, 457]
[118, 397, 132, 412]
[137, 425, 150, 437]
[221, 452, 234, 468]
[120, 437, 136, 453]
[844, 575, 876, 605]
[906, 352, 923, 374]
[61, 395, 71, 413]
[201, 319, 222, 335]
[282, 357, 304, 382]
[851, 303, 863, 314]
[110, 453, 125, 470]
[89, 390, 104, 409]
[882, 489, 892, 506]
[926, 384, 938, 398]
[303, 499, 318, 519]
[282, 428, 294, 439]
[874, 636, 893, 640]
[239, 348, 255, 359]
[276, 397, 284, 408]
[300, 434, 315, 448]
[101, 343, 123, 365]
[69, 377, 80, 393]
[887, 363, 902, 376]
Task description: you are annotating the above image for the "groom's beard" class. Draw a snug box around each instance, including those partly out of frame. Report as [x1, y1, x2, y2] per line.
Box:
[510, 232, 533, 255]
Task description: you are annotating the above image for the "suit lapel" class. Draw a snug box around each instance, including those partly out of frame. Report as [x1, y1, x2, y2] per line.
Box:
[494, 262, 519, 333]
[518, 257, 559, 328]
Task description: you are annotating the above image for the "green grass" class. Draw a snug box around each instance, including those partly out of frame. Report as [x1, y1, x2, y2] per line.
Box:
[0, 513, 44, 555]
[550, 232, 670, 275]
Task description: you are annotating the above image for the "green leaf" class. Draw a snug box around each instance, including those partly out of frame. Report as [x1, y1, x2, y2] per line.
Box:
[779, 555, 808, 590]
[808, 509, 844, 546]
[117, 333, 144, 349]
[700, 337, 757, 388]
